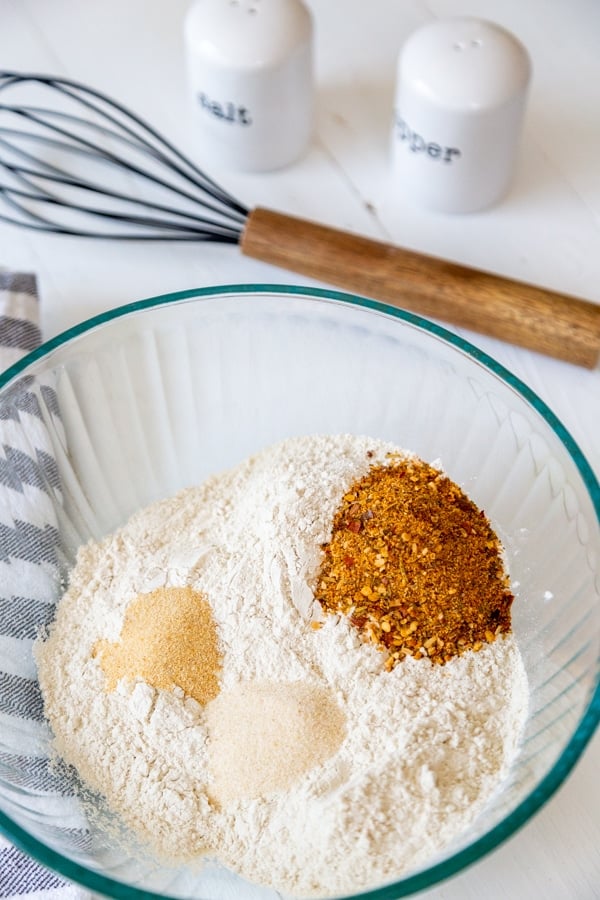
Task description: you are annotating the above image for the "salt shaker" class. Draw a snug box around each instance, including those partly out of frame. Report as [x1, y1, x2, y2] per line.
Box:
[391, 18, 532, 213]
[183, 0, 314, 172]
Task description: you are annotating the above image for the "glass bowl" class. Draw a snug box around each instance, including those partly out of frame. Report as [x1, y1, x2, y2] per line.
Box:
[0, 284, 598, 899]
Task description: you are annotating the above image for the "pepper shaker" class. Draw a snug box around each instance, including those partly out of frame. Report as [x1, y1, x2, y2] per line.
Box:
[184, 0, 314, 172]
[391, 18, 532, 213]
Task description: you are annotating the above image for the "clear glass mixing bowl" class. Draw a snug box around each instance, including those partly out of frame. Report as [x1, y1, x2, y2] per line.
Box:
[0, 285, 598, 899]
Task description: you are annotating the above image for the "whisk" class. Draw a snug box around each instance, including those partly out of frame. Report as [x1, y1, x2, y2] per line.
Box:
[1, 71, 598, 367]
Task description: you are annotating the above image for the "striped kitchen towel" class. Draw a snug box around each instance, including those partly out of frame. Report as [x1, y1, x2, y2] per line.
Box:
[0, 273, 41, 366]
[0, 270, 90, 900]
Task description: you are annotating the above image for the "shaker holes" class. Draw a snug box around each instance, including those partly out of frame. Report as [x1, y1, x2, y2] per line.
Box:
[453, 38, 483, 50]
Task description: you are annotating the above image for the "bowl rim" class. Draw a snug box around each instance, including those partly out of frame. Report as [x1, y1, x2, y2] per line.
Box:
[0, 282, 599, 900]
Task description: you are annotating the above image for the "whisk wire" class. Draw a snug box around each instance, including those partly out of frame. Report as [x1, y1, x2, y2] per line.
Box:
[0, 71, 250, 240]
[1, 71, 245, 208]
[0, 178, 244, 240]
[0, 130, 237, 238]
[0, 104, 247, 227]
[0, 183, 241, 241]
[46, 74, 247, 214]
[2, 157, 243, 235]
[0, 185, 60, 231]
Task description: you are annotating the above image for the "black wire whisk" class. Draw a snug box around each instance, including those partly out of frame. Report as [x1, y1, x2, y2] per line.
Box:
[0, 71, 247, 241]
[0, 70, 598, 367]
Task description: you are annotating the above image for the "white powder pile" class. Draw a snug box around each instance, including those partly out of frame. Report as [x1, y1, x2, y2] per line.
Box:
[36, 434, 529, 897]
[206, 681, 346, 805]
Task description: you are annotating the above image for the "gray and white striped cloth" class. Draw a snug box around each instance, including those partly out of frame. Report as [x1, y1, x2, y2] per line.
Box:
[0, 271, 88, 900]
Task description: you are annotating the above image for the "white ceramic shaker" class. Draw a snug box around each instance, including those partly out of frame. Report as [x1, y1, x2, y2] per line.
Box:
[183, 0, 314, 172]
[391, 17, 532, 213]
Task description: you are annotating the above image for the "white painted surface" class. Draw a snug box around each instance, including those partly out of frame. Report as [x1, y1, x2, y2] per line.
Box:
[0, 0, 598, 897]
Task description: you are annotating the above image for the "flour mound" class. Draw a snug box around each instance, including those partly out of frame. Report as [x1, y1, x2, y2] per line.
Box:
[36, 434, 528, 897]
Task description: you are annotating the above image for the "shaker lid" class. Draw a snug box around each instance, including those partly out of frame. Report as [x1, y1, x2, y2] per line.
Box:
[400, 17, 531, 111]
[184, 0, 313, 69]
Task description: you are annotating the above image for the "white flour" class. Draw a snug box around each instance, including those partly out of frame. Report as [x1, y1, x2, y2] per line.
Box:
[36, 434, 529, 897]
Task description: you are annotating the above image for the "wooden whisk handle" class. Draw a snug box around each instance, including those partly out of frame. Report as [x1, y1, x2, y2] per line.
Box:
[241, 207, 600, 368]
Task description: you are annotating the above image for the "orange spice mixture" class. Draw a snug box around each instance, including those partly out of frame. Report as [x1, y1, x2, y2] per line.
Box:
[315, 456, 513, 667]
[93, 585, 221, 704]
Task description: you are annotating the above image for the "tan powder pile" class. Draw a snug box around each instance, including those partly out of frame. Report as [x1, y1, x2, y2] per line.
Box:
[205, 681, 346, 805]
[93, 585, 221, 705]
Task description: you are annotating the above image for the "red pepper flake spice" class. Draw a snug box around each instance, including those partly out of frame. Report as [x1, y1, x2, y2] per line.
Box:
[315, 456, 513, 668]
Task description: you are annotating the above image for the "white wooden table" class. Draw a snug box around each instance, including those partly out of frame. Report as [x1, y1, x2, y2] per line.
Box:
[1, 0, 599, 897]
